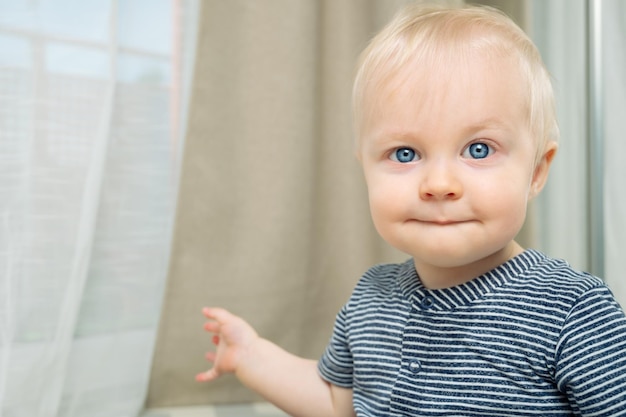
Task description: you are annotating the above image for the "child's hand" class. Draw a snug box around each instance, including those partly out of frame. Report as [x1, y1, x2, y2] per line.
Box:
[195, 307, 259, 382]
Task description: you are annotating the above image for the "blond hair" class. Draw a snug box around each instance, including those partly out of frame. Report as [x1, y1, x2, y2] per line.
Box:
[353, 4, 559, 165]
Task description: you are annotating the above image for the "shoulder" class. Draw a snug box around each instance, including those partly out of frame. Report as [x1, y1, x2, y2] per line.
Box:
[514, 250, 608, 301]
[483, 251, 622, 327]
[339, 259, 415, 316]
[359, 259, 411, 284]
[352, 259, 414, 296]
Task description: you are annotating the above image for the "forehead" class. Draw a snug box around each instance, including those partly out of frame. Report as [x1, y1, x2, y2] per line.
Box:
[361, 49, 530, 140]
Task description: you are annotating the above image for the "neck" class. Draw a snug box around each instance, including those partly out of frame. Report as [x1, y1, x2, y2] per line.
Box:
[414, 241, 524, 290]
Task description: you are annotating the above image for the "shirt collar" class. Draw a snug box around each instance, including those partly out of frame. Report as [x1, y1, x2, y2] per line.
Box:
[397, 249, 546, 310]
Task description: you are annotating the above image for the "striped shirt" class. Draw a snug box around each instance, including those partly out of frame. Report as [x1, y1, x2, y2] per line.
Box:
[318, 250, 626, 416]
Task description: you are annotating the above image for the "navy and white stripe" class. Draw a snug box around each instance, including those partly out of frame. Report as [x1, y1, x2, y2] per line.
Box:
[318, 250, 626, 416]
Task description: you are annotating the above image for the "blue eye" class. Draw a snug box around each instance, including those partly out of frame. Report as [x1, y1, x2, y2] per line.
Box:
[391, 147, 418, 163]
[465, 142, 492, 159]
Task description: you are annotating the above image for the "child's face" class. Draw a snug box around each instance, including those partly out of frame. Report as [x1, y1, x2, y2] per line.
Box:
[357, 51, 554, 287]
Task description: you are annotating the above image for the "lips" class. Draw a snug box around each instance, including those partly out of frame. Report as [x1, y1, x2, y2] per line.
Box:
[426, 220, 459, 225]
[421, 220, 460, 225]
[410, 218, 470, 225]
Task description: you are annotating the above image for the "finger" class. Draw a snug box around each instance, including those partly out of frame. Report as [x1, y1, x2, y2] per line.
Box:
[212, 335, 220, 345]
[205, 351, 216, 362]
[201, 307, 236, 323]
[203, 321, 220, 333]
[195, 368, 219, 383]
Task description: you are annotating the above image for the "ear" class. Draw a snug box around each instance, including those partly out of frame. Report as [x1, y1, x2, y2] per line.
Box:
[529, 141, 558, 200]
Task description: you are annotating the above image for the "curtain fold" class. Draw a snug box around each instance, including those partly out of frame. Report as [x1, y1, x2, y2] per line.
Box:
[530, 0, 626, 308]
[529, 0, 589, 272]
[0, 1, 199, 416]
[603, 0, 626, 306]
[146, 0, 462, 407]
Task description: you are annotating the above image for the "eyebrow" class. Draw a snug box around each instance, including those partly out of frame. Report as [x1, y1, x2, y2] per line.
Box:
[462, 118, 514, 133]
[370, 118, 513, 142]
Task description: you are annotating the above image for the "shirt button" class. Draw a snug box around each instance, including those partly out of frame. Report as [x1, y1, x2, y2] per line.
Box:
[420, 296, 434, 309]
[408, 360, 422, 374]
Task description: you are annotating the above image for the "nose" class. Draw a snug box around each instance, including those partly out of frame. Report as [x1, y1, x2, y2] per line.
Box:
[419, 160, 463, 200]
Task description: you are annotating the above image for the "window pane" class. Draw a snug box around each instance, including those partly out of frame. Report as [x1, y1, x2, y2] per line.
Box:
[117, 52, 170, 85]
[0, 33, 31, 68]
[0, 0, 110, 42]
[118, 0, 172, 55]
[46, 42, 110, 79]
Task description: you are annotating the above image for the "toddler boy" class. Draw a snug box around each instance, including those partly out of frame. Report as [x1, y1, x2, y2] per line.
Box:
[196, 4, 626, 416]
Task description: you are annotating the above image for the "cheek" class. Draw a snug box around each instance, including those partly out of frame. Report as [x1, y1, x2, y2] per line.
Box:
[365, 178, 408, 233]
[366, 175, 410, 214]
[469, 167, 531, 216]
[367, 192, 405, 248]
[477, 178, 530, 226]
[368, 186, 397, 222]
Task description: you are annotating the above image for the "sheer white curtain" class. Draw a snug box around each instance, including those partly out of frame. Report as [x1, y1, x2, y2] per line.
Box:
[0, 1, 198, 416]
[530, 0, 626, 307]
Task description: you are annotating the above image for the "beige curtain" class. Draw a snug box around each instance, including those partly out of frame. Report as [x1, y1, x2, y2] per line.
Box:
[145, 0, 536, 408]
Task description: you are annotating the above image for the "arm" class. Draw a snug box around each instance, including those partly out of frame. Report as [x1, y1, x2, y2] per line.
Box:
[196, 307, 355, 417]
[556, 288, 626, 415]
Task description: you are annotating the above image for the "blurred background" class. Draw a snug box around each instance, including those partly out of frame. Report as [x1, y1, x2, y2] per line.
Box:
[0, 0, 624, 416]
